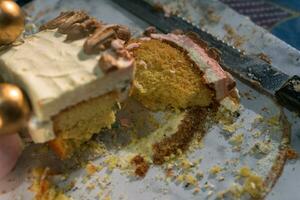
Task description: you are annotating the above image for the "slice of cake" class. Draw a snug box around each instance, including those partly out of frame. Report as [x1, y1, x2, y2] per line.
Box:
[0, 11, 135, 159]
[124, 29, 239, 165]
[128, 31, 237, 110]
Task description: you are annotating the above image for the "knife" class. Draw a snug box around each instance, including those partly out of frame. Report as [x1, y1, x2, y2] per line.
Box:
[112, 0, 300, 112]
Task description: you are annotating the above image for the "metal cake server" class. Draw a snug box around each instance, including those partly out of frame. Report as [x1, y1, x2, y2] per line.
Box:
[113, 0, 300, 112]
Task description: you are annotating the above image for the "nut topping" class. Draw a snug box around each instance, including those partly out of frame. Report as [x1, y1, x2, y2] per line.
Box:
[84, 27, 117, 54]
[98, 53, 134, 73]
[40, 11, 133, 63]
[84, 24, 132, 54]
[111, 39, 125, 51]
[58, 11, 89, 34]
[143, 26, 157, 37]
[116, 26, 131, 42]
[66, 18, 102, 41]
[40, 11, 102, 41]
[116, 49, 132, 60]
[40, 11, 75, 31]
[98, 53, 117, 73]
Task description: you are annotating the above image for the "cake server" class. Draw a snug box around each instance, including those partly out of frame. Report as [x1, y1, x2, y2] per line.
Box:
[113, 0, 300, 112]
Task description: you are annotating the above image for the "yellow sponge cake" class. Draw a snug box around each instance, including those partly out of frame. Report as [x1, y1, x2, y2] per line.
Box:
[129, 32, 236, 111]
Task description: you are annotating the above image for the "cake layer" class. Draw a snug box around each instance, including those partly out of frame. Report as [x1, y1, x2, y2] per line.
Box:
[49, 92, 118, 159]
[129, 32, 237, 111]
[53, 92, 118, 140]
[131, 39, 214, 110]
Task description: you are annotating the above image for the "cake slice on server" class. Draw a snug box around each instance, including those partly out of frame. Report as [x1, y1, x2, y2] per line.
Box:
[0, 11, 135, 159]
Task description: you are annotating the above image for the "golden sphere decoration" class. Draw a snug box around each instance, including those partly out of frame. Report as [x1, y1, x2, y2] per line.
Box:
[0, 83, 30, 135]
[0, 0, 25, 45]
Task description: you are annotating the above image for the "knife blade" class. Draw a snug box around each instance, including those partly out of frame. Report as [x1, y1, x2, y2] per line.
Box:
[113, 0, 300, 112]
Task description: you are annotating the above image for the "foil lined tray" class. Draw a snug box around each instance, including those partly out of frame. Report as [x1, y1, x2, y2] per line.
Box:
[0, 0, 299, 200]
[0, 79, 289, 200]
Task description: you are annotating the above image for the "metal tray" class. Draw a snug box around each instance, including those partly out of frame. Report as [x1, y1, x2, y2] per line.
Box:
[0, 0, 299, 199]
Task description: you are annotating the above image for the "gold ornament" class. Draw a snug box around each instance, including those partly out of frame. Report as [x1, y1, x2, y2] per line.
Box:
[0, 0, 24, 45]
[0, 84, 30, 135]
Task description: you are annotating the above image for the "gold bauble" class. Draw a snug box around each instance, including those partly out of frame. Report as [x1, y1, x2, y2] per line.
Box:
[0, 84, 30, 135]
[0, 0, 25, 45]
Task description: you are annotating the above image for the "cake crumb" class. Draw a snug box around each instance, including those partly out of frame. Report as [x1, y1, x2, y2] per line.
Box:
[130, 155, 149, 177]
[119, 118, 131, 127]
[29, 167, 72, 200]
[196, 172, 204, 180]
[223, 123, 238, 133]
[258, 53, 271, 64]
[267, 115, 280, 126]
[185, 174, 198, 186]
[180, 158, 194, 169]
[207, 190, 213, 197]
[223, 24, 245, 47]
[103, 195, 111, 200]
[286, 148, 299, 160]
[229, 134, 244, 146]
[176, 174, 185, 183]
[86, 183, 96, 191]
[251, 141, 272, 155]
[219, 183, 243, 199]
[193, 187, 201, 194]
[239, 166, 252, 177]
[209, 165, 222, 175]
[206, 8, 221, 23]
[85, 162, 97, 176]
[238, 167, 266, 198]
[253, 130, 262, 138]
[165, 168, 174, 178]
[104, 155, 120, 171]
[204, 182, 215, 190]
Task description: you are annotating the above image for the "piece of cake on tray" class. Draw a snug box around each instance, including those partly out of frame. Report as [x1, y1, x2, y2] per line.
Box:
[0, 11, 135, 159]
[128, 30, 238, 111]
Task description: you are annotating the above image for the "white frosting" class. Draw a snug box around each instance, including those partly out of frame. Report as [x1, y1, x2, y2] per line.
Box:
[0, 30, 134, 143]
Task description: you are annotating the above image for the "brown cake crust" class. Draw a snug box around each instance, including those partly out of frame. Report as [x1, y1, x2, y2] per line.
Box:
[152, 107, 210, 165]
